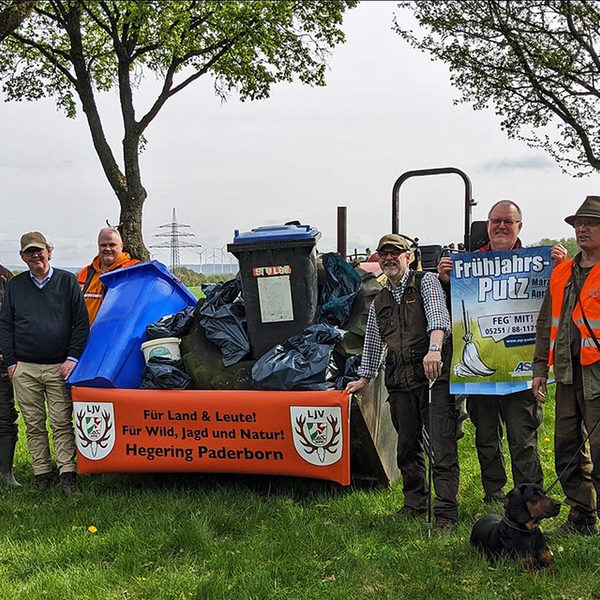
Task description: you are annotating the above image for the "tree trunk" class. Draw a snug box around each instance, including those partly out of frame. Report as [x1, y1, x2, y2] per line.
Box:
[118, 188, 149, 261]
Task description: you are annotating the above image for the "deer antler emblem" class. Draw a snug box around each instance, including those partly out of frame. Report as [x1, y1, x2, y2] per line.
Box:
[76, 410, 113, 458]
[294, 413, 340, 463]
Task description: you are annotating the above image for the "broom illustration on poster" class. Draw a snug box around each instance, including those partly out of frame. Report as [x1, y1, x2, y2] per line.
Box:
[454, 299, 496, 378]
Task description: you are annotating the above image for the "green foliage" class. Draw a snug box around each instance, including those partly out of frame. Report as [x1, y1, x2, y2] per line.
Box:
[1, 391, 599, 599]
[0, 0, 357, 258]
[0, 1, 358, 114]
[531, 237, 579, 257]
[396, 1, 600, 174]
[174, 266, 235, 289]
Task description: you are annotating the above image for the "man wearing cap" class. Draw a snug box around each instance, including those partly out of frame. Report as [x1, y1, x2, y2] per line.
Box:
[77, 228, 139, 324]
[438, 200, 567, 505]
[0, 232, 89, 495]
[0, 263, 20, 487]
[346, 234, 459, 532]
[534, 195, 600, 535]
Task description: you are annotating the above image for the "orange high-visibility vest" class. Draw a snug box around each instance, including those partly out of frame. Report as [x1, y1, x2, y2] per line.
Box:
[548, 258, 600, 366]
[77, 253, 140, 324]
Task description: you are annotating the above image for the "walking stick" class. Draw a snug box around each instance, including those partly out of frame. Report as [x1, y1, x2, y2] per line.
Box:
[423, 376, 436, 538]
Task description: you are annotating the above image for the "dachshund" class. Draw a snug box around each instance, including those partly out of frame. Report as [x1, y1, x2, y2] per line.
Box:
[470, 483, 561, 570]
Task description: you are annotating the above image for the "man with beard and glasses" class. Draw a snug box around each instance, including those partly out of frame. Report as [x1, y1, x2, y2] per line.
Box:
[346, 234, 459, 532]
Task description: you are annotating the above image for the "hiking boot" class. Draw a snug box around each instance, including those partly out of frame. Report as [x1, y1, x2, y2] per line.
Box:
[33, 472, 53, 492]
[395, 505, 427, 518]
[433, 517, 458, 533]
[483, 493, 508, 506]
[553, 517, 598, 536]
[60, 471, 79, 496]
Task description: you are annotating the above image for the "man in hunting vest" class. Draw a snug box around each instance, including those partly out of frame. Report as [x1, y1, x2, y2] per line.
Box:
[346, 234, 459, 531]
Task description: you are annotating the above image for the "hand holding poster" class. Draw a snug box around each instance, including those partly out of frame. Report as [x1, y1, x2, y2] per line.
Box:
[449, 246, 553, 395]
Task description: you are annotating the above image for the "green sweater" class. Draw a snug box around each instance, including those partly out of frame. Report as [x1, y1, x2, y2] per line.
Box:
[0, 269, 89, 365]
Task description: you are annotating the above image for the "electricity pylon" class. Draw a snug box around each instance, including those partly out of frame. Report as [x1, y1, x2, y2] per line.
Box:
[149, 208, 201, 271]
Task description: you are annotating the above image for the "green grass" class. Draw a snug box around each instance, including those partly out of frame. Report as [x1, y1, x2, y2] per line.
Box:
[187, 286, 204, 299]
[2, 389, 600, 599]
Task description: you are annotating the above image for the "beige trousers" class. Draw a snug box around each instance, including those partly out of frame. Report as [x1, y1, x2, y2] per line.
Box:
[11, 362, 77, 475]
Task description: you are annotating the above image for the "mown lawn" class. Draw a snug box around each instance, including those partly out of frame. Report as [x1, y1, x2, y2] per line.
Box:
[1, 388, 599, 599]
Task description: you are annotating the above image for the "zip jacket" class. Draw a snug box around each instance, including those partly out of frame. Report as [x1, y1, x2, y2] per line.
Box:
[77, 253, 139, 323]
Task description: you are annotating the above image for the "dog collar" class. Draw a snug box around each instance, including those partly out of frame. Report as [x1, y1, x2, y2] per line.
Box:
[502, 516, 539, 533]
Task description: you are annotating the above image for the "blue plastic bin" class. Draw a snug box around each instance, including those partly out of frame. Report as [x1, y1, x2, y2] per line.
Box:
[69, 261, 197, 389]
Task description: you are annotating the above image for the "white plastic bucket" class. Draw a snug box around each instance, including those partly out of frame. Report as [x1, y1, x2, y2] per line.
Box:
[141, 337, 181, 363]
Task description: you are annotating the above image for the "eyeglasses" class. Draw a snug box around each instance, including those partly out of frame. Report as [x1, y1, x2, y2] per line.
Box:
[378, 248, 409, 259]
[22, 247, 44, 256]
[488, 218, 521, 226]
[572, 218, 600, 229]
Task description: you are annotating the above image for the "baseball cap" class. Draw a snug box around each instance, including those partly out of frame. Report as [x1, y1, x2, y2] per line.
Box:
[376, 233, 411, 252]
[20, 231, 49, 252]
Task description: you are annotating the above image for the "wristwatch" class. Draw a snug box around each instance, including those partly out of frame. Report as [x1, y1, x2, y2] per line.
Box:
[429, 344, 441, 352]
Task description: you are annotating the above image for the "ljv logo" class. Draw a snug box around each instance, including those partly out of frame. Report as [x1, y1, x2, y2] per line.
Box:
[73, 402, 115, 460]
[290, 406, 342, 466]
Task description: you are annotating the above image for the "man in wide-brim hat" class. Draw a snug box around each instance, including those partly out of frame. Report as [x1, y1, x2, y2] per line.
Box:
[534, 195, 600, 535]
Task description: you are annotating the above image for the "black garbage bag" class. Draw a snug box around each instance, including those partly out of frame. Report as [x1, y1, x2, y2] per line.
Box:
[181, 299, 256, 390]
[252, 324, 345, 391]
[146, 306, 196, 340]
[199, 279, 250, 367]
[316, 252, 362, 328]
[140, 357, 192, 390]
[334, 354, 363, 390]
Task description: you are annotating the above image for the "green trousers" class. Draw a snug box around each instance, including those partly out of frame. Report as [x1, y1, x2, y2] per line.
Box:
[467, 390, 543, 498]
[555, 378, 600, 519]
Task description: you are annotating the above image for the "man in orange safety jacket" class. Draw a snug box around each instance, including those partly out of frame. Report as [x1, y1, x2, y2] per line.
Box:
[534, 195, 600, 536]
[77, 228, 139, 324]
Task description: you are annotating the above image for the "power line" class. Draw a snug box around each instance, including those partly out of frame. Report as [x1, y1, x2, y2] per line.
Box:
[149, 208, 201, 272]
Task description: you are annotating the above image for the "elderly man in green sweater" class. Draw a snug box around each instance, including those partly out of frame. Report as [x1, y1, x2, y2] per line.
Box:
[0, 232, 89, 495]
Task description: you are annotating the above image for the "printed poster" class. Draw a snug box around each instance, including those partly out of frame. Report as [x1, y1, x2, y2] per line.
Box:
[449, 246, 553, 395]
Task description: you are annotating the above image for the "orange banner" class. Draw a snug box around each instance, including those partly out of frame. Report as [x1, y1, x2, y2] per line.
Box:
[72, 387, 351, 485]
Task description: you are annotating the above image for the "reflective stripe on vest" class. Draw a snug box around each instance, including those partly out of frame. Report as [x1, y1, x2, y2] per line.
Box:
[548, 258, 600, 366]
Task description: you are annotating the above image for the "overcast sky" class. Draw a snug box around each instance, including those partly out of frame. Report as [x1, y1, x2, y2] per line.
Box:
[0, 1, 597, 268]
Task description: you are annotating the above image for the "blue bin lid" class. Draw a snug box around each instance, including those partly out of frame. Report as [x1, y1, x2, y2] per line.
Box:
[99, 260, 197, 305]
[231, 224, 320, 244]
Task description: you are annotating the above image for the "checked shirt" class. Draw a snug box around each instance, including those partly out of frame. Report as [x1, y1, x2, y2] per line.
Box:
[357, 270, 451, 379]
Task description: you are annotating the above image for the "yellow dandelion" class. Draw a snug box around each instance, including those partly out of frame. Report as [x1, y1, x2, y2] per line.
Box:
[544, 437, 550, 443]
[88, 525, 98, 534]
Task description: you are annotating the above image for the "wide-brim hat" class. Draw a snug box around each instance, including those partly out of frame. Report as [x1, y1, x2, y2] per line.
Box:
[565, 195, 600, 226]
[20, 231, 49, 252]
[376, 233, 411, 252]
